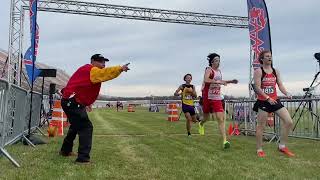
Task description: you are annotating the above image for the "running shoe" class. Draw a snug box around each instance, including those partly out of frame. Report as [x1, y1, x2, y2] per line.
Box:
[257, 150, 266, 157]
[223, 141, 231, 149]
[198, 123, 204, 135]
[278, 147, 295, 157]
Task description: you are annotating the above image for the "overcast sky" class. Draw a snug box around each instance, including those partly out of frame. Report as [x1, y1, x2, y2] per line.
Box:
[1, 0, 319, 97]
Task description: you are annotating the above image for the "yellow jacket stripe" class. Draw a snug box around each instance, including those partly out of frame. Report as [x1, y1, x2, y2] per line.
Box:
[90, 66, 122, 84]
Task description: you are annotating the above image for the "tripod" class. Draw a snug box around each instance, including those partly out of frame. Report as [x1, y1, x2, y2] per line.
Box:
[292, 62, 320, 134]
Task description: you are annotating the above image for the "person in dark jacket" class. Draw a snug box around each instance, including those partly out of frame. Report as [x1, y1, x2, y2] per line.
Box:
[59, 54, 130, 164]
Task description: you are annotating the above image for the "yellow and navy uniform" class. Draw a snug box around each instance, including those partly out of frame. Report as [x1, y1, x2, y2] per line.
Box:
[181, 84, 195, 106]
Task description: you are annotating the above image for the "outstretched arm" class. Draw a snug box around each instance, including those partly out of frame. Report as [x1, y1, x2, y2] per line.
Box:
[90, 63, 130, 84]
[203, 68, 226, 85]
[224, 79, 238, 84]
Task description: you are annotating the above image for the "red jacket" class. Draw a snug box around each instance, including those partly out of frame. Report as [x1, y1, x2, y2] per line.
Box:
[63, 64, 122, 106]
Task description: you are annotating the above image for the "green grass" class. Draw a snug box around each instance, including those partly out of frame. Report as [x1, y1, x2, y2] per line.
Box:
[1, 107, 320, 180]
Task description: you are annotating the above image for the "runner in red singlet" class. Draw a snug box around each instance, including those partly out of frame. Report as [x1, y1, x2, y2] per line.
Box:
[199, 53, 238, 149]
[253, 50, 295, 158]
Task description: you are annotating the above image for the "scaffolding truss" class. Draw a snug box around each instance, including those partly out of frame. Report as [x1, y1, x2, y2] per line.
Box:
[8, 0, 248, 84]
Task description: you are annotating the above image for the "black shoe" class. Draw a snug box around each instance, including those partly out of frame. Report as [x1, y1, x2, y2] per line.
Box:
[59, 151, 77, 157]
[75, 159, 91, 165]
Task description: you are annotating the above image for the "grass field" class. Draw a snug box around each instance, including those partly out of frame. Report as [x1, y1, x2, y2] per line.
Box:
[1, 107, 320, 180]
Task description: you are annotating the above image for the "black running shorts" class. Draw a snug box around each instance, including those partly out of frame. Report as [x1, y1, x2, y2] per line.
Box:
[253, 99, 284, 113]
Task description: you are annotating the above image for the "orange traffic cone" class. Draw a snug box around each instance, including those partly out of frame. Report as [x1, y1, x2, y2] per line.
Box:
[128, 104, 135, 112]
[228, 123, 234, 136]
[167, 103, 179, 122]
[234, 123, 240, 136]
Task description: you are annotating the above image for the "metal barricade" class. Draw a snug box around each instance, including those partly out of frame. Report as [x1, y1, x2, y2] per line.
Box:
[4, 84, 28, 146]
[225, 98, 320, 140]
[0, 79, 21, 167]
[282, 98, 320, 140]
[0, 79, 9, 148]
[225, 100, 257, 136]
[24, 92, 42, 134]
[0, 80, 45, 167]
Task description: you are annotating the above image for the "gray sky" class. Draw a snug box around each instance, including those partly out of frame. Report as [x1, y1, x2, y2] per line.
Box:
[1, 0, 319, 97]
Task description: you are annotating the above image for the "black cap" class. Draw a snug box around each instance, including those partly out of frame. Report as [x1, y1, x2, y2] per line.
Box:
[91, 54, 109, 62]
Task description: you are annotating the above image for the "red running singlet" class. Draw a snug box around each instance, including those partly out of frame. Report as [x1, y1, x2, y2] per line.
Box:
[257, 68, 278, 101]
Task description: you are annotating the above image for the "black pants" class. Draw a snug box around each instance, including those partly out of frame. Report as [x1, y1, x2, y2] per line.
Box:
[60, 98, 93, 162]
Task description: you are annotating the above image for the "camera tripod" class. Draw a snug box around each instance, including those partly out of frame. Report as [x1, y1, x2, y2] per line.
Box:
[292, 64, 320, 135]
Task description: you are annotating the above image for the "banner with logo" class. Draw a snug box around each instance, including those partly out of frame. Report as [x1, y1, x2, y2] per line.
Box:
[247, 0, 272, 69]
[23, 0, 41, 83]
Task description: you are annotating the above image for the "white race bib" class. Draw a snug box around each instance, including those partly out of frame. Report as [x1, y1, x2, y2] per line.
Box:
[263, 86, 275, 94]
[208, 84, 221, 100]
